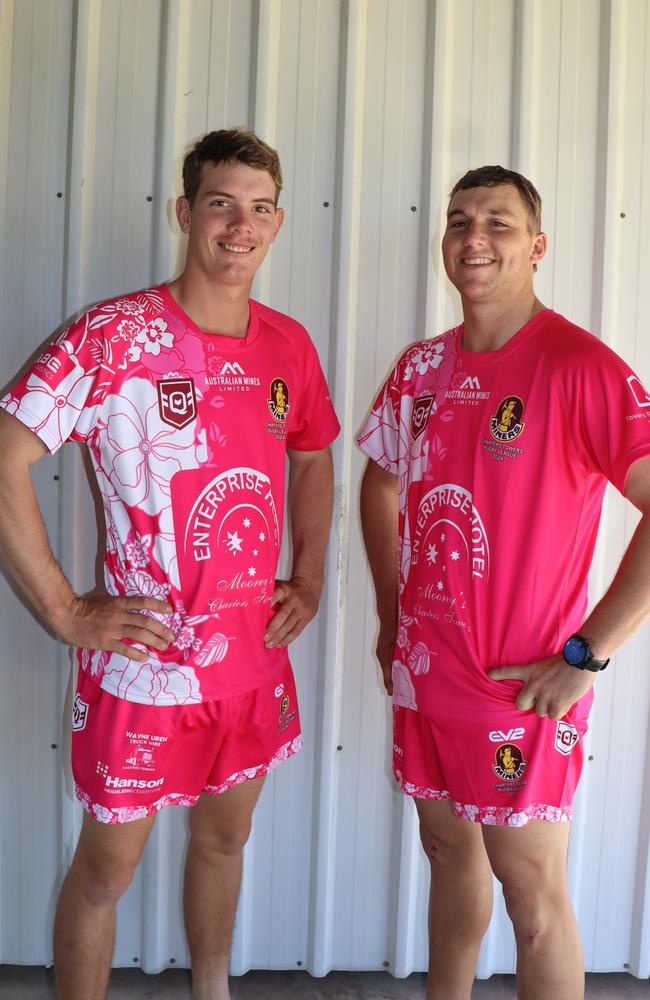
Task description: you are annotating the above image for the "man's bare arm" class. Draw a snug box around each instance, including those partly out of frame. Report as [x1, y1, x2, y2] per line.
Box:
[0, 410, 174, 662]
[490, 454, 650, 718]
[360, 458, 399, 694]
[264, 446, 334, 648]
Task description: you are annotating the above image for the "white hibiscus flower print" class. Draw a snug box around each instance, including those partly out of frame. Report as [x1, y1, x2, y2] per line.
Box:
[404, 341, 445, 380]
[101, 649, 202, 705]
[124, 531, 151, 569]
[15, 364, 96, 449]
[124, 568, 170, 601]
[135, 318, 174, 357]
[102, 378, 199, 515]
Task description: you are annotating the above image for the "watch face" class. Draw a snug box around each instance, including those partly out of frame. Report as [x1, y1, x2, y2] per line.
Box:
[563, 635, 588, 666]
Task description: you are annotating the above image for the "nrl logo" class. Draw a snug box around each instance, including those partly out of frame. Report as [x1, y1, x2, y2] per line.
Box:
[157, 377, 197, 429]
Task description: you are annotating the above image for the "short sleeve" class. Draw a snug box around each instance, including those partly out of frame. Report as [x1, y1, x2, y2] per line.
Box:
[0, 312, 107, 453]
[356, 364, 402, 474]
[286, 339, 340, 451]
[559, 335, 650, 494]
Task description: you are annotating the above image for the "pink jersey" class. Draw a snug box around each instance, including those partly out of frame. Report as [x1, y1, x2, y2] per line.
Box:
[358, 310, 650, 718]
[2, 285, 339, 705]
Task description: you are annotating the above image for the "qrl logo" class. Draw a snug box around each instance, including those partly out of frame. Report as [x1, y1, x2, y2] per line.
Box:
[157, 378, 197, 429]
[411, 393, 434, 440]
[72, 694, 88, 732]
[555, 721, 579, 756]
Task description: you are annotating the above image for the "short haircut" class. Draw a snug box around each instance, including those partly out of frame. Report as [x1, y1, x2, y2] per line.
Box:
[449, 165, 542, 232]
[182, 128, 283, 206]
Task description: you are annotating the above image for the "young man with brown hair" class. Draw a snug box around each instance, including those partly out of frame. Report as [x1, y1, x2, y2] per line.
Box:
[359, 165, 650, 999]
[0, 128, 339, 1000]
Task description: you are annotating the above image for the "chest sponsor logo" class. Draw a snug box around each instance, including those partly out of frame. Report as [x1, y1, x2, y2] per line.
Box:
[157, 377, 197, 429]
[488, 727, 526, 743]
[627, 374, 650, 409]
[412, 394, 434, 440]
[206, 359, 261, 390]
[554, 721, 579, 756]
[412, 484, 489, 580]
[268, 378, 290, 422]
[171, 466, 280, 619]
[72, 693, 89, 732]
[445, 372, 491, 405]
[490, 395, 525, 442]
[493, 743, 527, 781]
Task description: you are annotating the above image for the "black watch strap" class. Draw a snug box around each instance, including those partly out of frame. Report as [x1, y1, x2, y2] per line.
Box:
[562, 633, 609, 672]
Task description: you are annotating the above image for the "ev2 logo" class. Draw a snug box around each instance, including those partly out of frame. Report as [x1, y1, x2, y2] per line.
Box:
[488, 726, 525, 743]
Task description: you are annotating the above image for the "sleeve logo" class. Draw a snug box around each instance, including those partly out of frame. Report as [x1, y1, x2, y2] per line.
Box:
[157, 377, 197, 429]
[626, 374, 650, 408]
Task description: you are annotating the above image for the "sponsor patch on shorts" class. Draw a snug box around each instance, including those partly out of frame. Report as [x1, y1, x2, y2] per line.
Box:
[555, 721, 579, 756]
[72, 693, 89, 731]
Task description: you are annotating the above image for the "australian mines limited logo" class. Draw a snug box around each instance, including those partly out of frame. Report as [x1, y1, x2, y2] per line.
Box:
[446, 373, 491, 405]
[206, 360, 261, 390]
[493, 743, 527, 781]
[490, 395, 525, 442]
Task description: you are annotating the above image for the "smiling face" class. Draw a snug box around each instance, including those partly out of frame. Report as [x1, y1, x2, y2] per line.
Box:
[441, 183, 547, 308]
[176, 160, 284, 291]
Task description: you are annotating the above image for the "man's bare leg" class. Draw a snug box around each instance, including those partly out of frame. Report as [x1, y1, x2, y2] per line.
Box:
[415, 799, 494, 1000]
[184, 776, 265, 1000]
[482, 820, 584, 1000]
[53, 810, 155, 1000]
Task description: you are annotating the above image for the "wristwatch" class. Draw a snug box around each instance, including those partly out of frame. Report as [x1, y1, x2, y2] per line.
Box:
[562, 633, 609, 672]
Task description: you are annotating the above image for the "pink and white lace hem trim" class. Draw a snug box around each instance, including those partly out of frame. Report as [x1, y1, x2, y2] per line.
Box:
[75, 735, 302, 825]
[397, 775, 573, 827]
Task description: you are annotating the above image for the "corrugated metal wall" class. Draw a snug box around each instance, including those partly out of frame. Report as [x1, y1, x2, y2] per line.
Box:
[1, 0, 649, 979]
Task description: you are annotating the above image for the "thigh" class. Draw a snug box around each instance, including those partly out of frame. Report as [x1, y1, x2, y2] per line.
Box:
[415, 797, 489, 869]
[189, 776, 266, 850]
[73, 809, 156, 881]
[481, 817, 571, 889]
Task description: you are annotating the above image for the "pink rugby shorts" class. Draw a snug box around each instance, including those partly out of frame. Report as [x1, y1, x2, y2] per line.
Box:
[393, 691, 592, 827]
[71, 663, 301, 824]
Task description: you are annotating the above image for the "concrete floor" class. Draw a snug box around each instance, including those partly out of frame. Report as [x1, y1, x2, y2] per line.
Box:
[0, 968, 648, 998]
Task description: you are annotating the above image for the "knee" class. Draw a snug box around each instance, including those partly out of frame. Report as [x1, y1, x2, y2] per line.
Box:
[500, 879, 561, 942]
[70, 854, 137, 907]
[190, 819, 252, 858]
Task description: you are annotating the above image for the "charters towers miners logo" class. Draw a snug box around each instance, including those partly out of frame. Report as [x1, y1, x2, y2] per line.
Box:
[490, 395, 525, 442]
[411, 394, 434, 439]
[268, 378, 290, 422]
[157, 377, 197, 429]
[493, 743, 527, 781]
